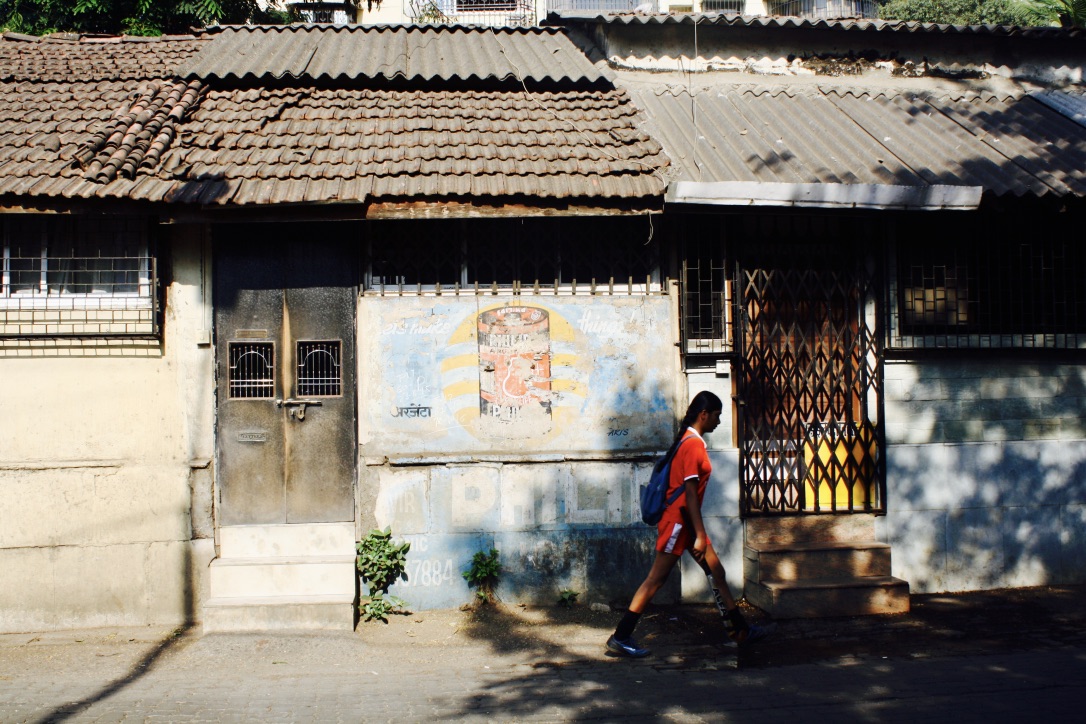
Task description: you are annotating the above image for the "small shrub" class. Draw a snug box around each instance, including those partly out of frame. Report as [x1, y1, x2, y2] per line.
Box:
[462, 548, 501, 605]
[356, 527, 411, 623]
[557, 589, 580, 608]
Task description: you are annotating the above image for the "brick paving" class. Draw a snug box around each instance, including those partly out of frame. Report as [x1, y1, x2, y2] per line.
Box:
[2, 587, 1085, 723]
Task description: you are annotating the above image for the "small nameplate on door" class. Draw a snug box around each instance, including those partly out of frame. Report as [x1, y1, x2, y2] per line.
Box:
[235, 329, 269, 339]
[237, 431, 268, 443]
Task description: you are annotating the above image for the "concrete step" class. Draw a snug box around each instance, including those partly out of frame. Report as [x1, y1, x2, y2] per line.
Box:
[203, 594, 356, 632]
[744, 576, 910, 618]
[744, 540, 892, 582]
[218, 523, 355, 559]
[745, 514, 877, 548]
[209, 556, 356, 599]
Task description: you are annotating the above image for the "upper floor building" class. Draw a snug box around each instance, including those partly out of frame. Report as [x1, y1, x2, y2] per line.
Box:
[289, 0, 879, 28]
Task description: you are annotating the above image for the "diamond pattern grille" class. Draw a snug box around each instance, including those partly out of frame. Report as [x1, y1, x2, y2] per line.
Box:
[737, 246, 884, 516]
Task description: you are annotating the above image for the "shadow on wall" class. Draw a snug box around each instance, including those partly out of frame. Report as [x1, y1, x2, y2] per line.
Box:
[883, 359, 1086, 593]
[490, 358, 683, 605]
[382, 359, 692, 612]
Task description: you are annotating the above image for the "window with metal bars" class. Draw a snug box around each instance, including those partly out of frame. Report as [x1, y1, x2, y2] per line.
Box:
[679, 215, 856, 358]
[1, 215, 158, 338]
[363, 217, 662, 296]
[297, 341, 342, 397]
[681, 234, 733, 356]
[888, 235, 1086, 350]
[229, 342, 275, 399]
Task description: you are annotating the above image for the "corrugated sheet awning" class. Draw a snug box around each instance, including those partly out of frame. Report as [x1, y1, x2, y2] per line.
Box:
[622, 83, 1086, 203]
[548, 11, 1086, 39]
[179, 25, 609, 85]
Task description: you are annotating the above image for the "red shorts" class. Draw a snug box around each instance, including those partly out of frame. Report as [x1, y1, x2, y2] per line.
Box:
[656, 512, 710, 555]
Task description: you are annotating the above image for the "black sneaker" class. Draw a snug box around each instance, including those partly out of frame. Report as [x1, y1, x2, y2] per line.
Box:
[606, 634, 650, 658]
[732, 622, 777, 647]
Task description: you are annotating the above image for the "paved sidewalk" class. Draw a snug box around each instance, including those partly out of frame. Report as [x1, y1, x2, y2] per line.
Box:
[1, 586, 1084, 723]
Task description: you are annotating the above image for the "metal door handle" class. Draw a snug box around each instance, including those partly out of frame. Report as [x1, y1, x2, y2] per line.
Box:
[276, 398, 323, 421]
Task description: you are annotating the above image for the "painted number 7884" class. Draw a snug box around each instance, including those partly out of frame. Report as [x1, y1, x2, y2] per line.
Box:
[401, 558, 456, 587]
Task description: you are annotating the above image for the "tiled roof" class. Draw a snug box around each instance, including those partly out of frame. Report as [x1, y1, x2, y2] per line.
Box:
[549, 12, 1086, 39]
[74, 80, 205, 183]
[0, 32, 210, 82]
[0, 84, 667, 205]
[179, 25, 608, 85]
[623, 83, 1086, 199]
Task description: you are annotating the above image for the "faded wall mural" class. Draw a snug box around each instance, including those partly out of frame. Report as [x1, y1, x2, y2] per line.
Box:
[358, 297, 676, 457]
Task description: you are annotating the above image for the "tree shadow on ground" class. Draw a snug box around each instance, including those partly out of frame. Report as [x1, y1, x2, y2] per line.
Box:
[36, 624, 196, 724]
[444, 586, 1086, 721]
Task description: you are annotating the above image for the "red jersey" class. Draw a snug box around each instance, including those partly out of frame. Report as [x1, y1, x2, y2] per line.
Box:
[665, 429, 711, 514]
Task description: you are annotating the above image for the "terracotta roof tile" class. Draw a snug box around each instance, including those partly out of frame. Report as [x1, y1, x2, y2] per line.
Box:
[1, 80, 667, 206]
[0, 32, 210, 82]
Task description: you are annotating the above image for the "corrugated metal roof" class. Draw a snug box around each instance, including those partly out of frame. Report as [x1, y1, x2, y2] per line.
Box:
[622, 82, 1086, 200]
[549, 12, 1086, 39]
[179, 25, 607, 85]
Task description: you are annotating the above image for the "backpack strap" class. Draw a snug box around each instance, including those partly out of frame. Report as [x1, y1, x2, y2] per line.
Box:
[663, 435, 695, 511]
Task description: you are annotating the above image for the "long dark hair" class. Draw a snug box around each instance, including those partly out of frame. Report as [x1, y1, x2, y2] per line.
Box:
[670, 390, 723, 448]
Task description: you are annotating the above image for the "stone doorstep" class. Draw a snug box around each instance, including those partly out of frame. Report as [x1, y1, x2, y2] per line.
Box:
[744, 540, 893, 582]
[218, 522, 356, 559]
[744, 514, 878, 548]
[744, 575, 911, 618]
[208, 556, 357, 599]
[202, 594, 357, 633]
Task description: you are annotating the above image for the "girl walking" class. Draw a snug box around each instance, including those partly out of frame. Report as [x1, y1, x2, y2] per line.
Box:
[607, 391, 773, 657]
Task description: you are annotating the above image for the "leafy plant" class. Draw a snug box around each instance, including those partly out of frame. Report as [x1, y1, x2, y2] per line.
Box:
[557, 589, 580, 608]
[1, 0, 287, 36]
[876, 0, 1046, 26]
[462, 547, 501, 605]
[356, 527, 411, 623]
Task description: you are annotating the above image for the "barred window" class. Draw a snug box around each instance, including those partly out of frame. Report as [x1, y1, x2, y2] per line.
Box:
[364, 218, 662, 296]
[889, 236, 1086, 350]
[1, 216, 157, 338]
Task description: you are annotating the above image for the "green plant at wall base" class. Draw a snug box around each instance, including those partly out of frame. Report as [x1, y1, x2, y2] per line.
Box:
[356, 527, 411, 622]
[462, 548, 501, 605]
[557, 589, 580, 608]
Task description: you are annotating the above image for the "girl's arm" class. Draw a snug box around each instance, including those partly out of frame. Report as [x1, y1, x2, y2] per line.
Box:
[684, 477, 708, 561]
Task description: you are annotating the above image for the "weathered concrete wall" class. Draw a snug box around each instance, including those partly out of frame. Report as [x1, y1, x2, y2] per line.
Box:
[880, 359, 1086, 593]
[358, 297, 676, 458]
[0, 224, 215, 632]
[359, 295, 694, 610]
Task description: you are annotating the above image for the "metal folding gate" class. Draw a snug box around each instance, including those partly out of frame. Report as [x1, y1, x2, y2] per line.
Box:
[735, 244, 885, 515]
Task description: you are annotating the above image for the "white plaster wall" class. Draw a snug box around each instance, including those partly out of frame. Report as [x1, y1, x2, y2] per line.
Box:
[880, 359, 1086, 593]
[0, 224, 216, 632]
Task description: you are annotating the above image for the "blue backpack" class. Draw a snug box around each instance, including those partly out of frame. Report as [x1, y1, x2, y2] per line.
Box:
[640, 436, 693, 525]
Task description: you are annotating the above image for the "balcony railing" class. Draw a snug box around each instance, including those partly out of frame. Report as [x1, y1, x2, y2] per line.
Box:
[545, 0, 658, 12]
[406, 0, 540, 26]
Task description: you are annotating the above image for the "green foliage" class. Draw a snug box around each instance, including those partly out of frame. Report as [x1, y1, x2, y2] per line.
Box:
[1, 0, 286, 36]
[557, 589, 580, 608]
[878, 0, 1034, 25]
[356, 527, 411, 623]
[462, 548, 501, 605]
[877, 0, 1085, 27]
[1018, 0, 1086, 27]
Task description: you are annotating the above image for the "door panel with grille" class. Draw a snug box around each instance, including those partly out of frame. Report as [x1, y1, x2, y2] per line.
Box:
[215, 227, 357, 525]
[736, 245, 884, 515]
